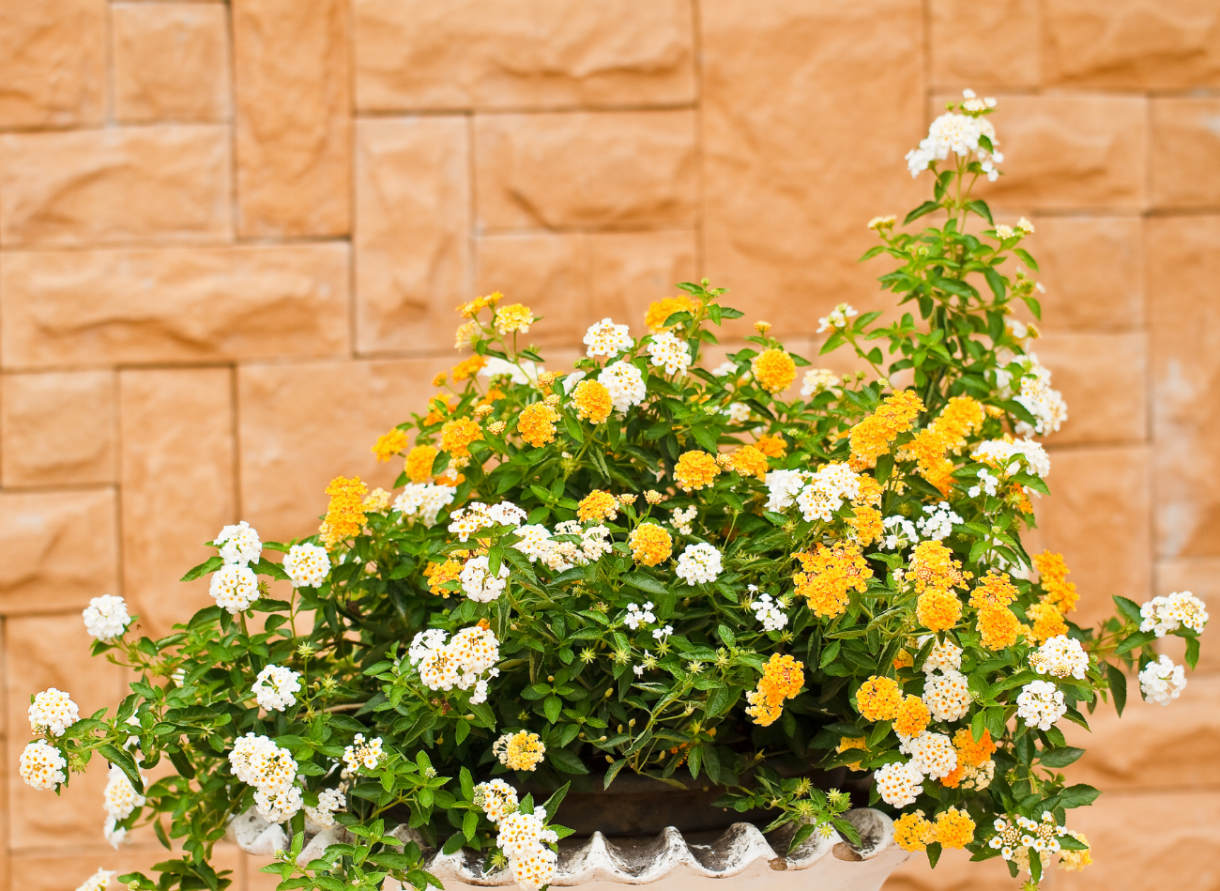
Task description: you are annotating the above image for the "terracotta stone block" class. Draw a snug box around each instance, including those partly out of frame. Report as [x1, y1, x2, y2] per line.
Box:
[475, 110, 697, 230]
[0, 0, 106, 128]
[7, 613, 124, 849]
[1, 244, 350, 369]
[1033, 333, 1147, 446]
[1027, 217, 1143, 332]
[1155, 557, 1220, 672]
[1147, 217, 1220, 557]
[1151, 98, 1220, 210]
[238, 359, 439, 543]
[112, 2, 231, 124]
[354, 117, 471, 355]
[11, 843, 243, 890]
[1056, 790, 1220, 891]
[0, 126, 232, 248]
[700, 0, 926, 339]
[120, 368, 235, 638]
[929, 0, 1039, 89]
[962, 95, 1146, 211]
[232, 0, 351, 237]
[353, 0, 695, 111]
[1036, 446, 1150, 629]
[1044, 0, 1220, 89]
[0, 489, 118, 615]
[1, 371, 115, 487]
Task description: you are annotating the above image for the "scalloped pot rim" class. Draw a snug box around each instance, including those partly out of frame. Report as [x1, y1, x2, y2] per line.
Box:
[225, 806, 911, 889]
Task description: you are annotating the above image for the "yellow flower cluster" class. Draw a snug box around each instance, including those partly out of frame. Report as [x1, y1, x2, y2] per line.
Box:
[754, 433, 787, 457]
[856, 675, 902, 721]
[894, 811, 935, 852]
[372, 428, 409, 463]
[425, 394, 457, 425]
[1034, 550, 1079, 615]
[837, 736, 867, 770]
[441, 417, 483, 457]
[451, 354, 487, 382]
[977, 604, 1021, 650]
[645, 295, 698, 332]
[751, 349, 797, 394]
[573, 379, 612, 424]
[674, 450, 721, 492]
[518, 403, 558, 448]
[894, 694, 931, 737]
[730, 445, 769, 480]
[1059, 832, 1093, 872]
[745, 653, 804, 726]
[792, 542, 873, 619]
[578, 490, 618, 523]
[941, 727, 996, 788]
[425, 558, 463, 597]
[494, 303, 534, 335]
[322, 476, 368, 545]
[629, 523, 672, 566]
[1027, 601, 1068, 642]
[910, 540, 971, 632]
[969, 571, 1018, 609]
[493, 730, 546, 771]
[904, 396, 986, 494]
[849, 391, 924, 470]
[458, 291, 502, 318]
[935, 807, 976, 848]
[404, 444, 439, 483]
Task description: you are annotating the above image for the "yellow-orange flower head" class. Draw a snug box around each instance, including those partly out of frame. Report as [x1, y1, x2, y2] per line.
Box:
[1034, 550, 1079, 615]
[934, 807, 975, 849]
[645, 295, 698, 332]
[323, 476, 368, 545]
[441, 418, 483, 457]
[404, 445, 439, 483]
[752, 349, 797, 394]
[894, 694, 931, 737]
[573, 379, 613, 424]
[730, 445, 769, 480]
[578, 490, 618, 523]
[754, 433, 788, 458]
[849, 390, 924, 470]
[629, 523, 673, 567]
[856, 675, 902, 722]
[894, 812, 935, 852]
[518, 403, 558, 448]
[372, 428, 408, 463]
[792, 542, 873, 619]
[977, 604, 1021, 650]
[494, 303, 534, 335]
[674, 450, 721, 492]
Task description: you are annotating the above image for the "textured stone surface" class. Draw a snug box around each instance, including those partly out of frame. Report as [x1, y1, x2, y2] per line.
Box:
[967, 95, 1147, 210]
[1155, 557, 1220, 672]
[112, 2, 231, 124]
[1, 372, 115, 487]
[232, 0, 350, 237]
[1147, 217, 1220, 557]
[1037, 446, 1151, 628]
[1028, 216, 1144, 331]
[0, 489, 118, 615]
[0, 0, 106, 128]
[353, 0, 695, 111]
[928, 0, 1040, 89]
[1034, 333, 1147, 446]
[475, 110, 697, 230]
[700, 0, 926, 339]
[0, 125, 232, 247]
[119, 368, 235, 638]
[354, 117, 471, 355]
[1151, 97, 1220, 209]
[1044, 0, 1220, 89]
[1, 245, 350, 368]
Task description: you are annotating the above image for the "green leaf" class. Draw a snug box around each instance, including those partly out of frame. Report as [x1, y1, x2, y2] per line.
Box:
[542, 781, 571, 820]
[1186, 635, 1201, 670]
[1056, 784, 1101, 809]
[717, 625, 736, 648]
[819, 640, 841, 669]
[441, 833, 465, 856]
[547, 746, 590, 775]
[99, 744, 144, 794]
[1039, 746, 1085, 768]
[1115, 630, 1156, 656]
[622, 572, 668, 596]
[1112, 595, 1143, 625]
[1106, 663, 1127, 717]
[604, 758, 628, 789]
[462, 810, 478, 841]
[544, 695, 562, 723]
[965, 199, 993, 225]
[460, 767, 474, 802]
[179, 555, 223, 583]
[904, 200, 941, 225]
[1014, 248, 1040, 273]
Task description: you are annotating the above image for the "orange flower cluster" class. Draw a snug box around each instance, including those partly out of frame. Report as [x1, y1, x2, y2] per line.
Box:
[322, 476, 368, 544]
[730, 445, 769, 480]
[645, 295, 698, 332]
[745, 653, 804, 726]
[1034, 550, 1079, 615]
[425, 394, 458, 425]
[674, 450, 721, 492]
[451, 354, 487, 381]
[573, 379, 612, 424]
[752, 349, 797, 394]
[977, 604, 1021, 650]
[441, 417, 483, 456]
[404, 445, 439, 483]
[856, 675, 902, 721]
[457, 291, 502, 318]
[849, 476, 885, 546]
[424, 558, 462, 597]
[578, 490, 618, 523]
[909, 540, 971, 595]
[935, 807, 976, 848]
[894, 812, 935, 852]
[371, 428, 408, 463]
[849, 391, 924, 470]
[518, 403, 558, 448]
[629, 523, 673, 566]
[1027, 601, 1068, 642]
[969, 571, 1018, 609]
[894, 694, 931, 737]
[905, 396, 985, 494]
[754, 432, 788, 457]
[792, 542, 873, 619]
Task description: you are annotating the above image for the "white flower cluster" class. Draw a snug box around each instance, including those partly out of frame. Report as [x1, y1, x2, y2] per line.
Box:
[800, 368, 837, 397]
[749, 588, 789, 633]
[1016, 680, 1067, 731]
[724, 401, 751, 423]
[881, 515, 918, 551]
[209, 563, 260, 614]
[214, 520, 262, 566]
[1139, 591, 1208, 637]
[82, 594, 132, 642]
[652, 624, 674, 642]
[670, 506, 697, 535]
[304, 787, 346, 830]
[76, 869, 117, 891]
[817, 302, 857, 333]
[252, 664, 302, 712]
[19, 739, 67, 790]
[449, 501, 527, 543]
[474, 778, 519, 823]
[1011, 353, 1068, 437]
[899, 731, 958, 780]
[515, 522, 611, 573]
[598, 361, 648, 413]
[968, 468, 1000, 498]
[282, 543, 332, 588]
[906, 91, 1002, 180]
[624, 601, 657, 630]
[1029, 636, 1089, 680]
[103, 763, 146, 848]
[342, 733, 385, 773]
[584, 318, 633, 358]
[228, 733, 302, 824]
[923, 669, 971, 722]
[29, 687, 80, 737]
[646, 331, 692, 376]
[1139, 654, 1187, 706]
[873, 760, 925, 807]
[481, 356, 541, 386]
[764, 469, 807, 513]
[796, 462, 861, 523]
[916, 502, 962, 541]
[972, 437, 1051, 479]
[497, 807, 559, 891]
[394, 483, 457, 528]
[675, 542, 723, 585]
[408, 625, 501, 704]
[460, 555, 510, 603]
[920, 636, 963, 674]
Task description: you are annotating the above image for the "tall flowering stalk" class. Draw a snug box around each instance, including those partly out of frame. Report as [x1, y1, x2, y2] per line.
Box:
[20, 93, 1207, 891]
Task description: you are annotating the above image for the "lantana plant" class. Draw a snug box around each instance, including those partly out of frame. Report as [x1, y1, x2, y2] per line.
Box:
[25, 92, 1208, 891]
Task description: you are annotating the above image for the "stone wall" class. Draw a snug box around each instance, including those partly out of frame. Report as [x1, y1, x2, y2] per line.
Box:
[0, 1, 1216, 889]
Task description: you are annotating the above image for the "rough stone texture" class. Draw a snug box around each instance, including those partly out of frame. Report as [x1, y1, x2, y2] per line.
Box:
[0, 489, 118, 615]
[354, 117, 471, 355]
[700, 0, 927, 339]
[1, 372, 115, 487]
[111, 2, 232, 124]
[475, 110, 698, 230]
[353, 0, 695, 111]
[1034, 333, 1147, 446]
[1, 245, 351, 368]
[1044, 0, 1220, 89]
[120, 368, 235, 638]
[232, 0, 350, 237]
[0, 125, 232, 247]
[1150, 97, 1220, 209]
[928, 0, 1040, 89]
[1147, 216, 1220, 558]
[1027, 216, 1144, 331]
[0, 0, 106, 128]
[1155, 557, 1220, 672]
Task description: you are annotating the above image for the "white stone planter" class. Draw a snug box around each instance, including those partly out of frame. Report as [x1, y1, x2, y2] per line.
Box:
[227, 807, 910, 891]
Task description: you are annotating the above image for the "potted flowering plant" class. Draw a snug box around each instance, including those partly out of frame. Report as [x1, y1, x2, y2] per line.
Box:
[24, 92, 1208, 891]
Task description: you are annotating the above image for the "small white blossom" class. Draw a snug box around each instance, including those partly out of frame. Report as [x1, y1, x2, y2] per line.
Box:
[923, 669, 972, 722]
[252, 665, 302, 712]
[474, 778, 519, 823]
[624, 602, 656, 631]
[460, 555, 510, 603]
[19, 739, 67, 790]
[796, 462, 860, 522]
[103, 763, 145, 821]
[675, 542, 723, 585]
[646, 331, 692, 376]
[480, 356, 542, 386]
[881, 515, 918, 551]
[1016, 680, 1067, 731]
[725, 402, 751, 423]
[255, 784, 303, 823]
[968, 468, 1000, 498]
[76, 868, 118, 891]
[873, 760, 924, 807]
[342, 734, 385, 773]
[751, 593, 789, 632]
[209, 563, 260, 614]
[817, 302, 858, 334]
[305, 788, 346, 830]
[1030, 636, 1089, 680]
[972, 437, 1052, 479]
[916, 502, 963, 541]
[800, 368, 838, 397]
[598, 361, 648, 413]
[1139, 591, 1209, 637]
[29, 687, 80, 737]
[82, 595, 131, 641]
[283, 543, 332, 588]
[764, 469, 808, 513]
[584, 318, 633, 358]
[214, 520, 262, 566]
[1139, 654, 1187, 706]
[652, 624, 674, 642]
[670, 505, 697, 536]
[919, 636, 963, 675]
[899, 731, 958, 780]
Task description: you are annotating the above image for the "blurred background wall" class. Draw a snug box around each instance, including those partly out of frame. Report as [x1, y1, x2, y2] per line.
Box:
[0, 1, 1217, 889]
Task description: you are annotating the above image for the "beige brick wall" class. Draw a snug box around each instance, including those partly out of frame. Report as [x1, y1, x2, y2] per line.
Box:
[0, 1, 1216, 889]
